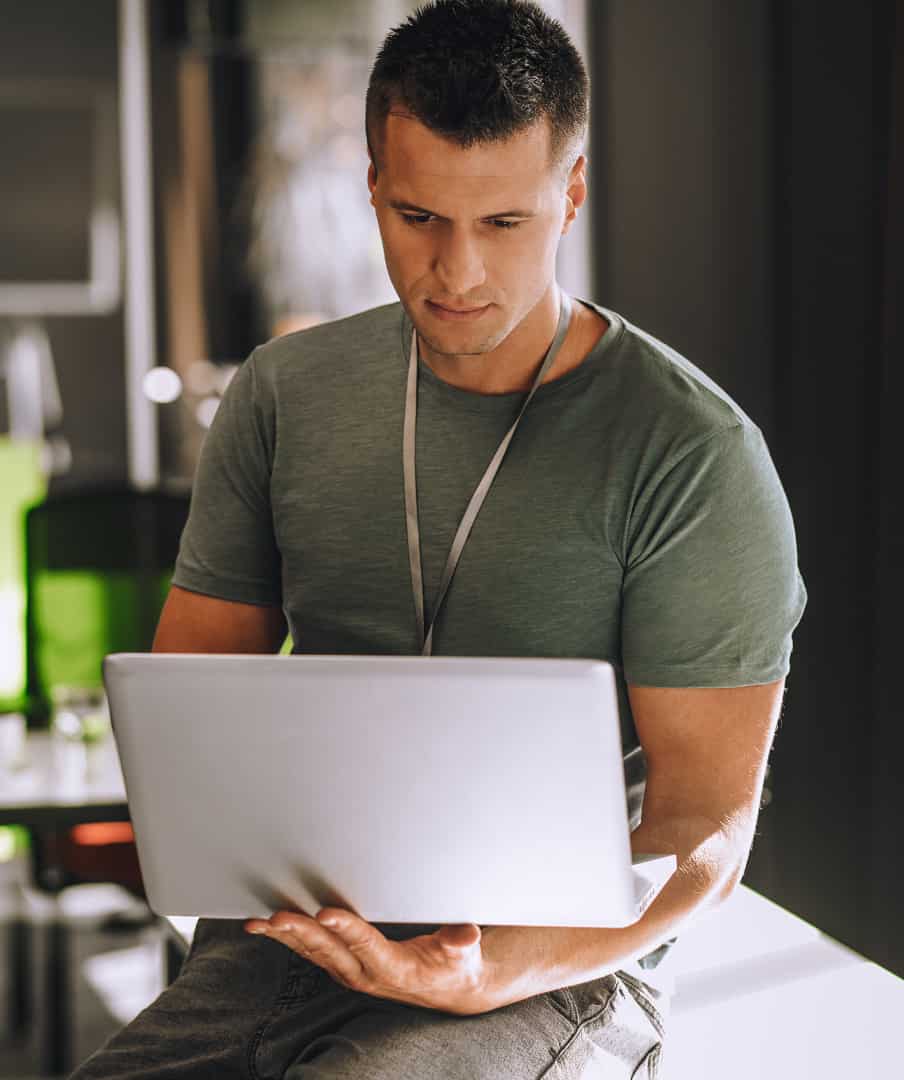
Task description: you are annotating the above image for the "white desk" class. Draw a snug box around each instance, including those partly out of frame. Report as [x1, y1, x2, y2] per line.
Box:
[666, 886, 903, 1078]
[165, 914, 199, 949]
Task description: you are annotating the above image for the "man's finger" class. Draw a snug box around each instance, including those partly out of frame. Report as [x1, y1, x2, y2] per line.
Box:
[264, 913, 367, 986]
[316, 909, 388, 956]
[435, 923, 482, 951]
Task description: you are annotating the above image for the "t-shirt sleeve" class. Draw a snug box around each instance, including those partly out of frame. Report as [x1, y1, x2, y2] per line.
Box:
[621, 422, 806, 687]
[171, 348, 282, 606]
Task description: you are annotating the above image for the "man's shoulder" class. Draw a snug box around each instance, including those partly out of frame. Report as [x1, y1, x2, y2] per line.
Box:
[585, 300, 756, 446]
[249, 302, 404, 384]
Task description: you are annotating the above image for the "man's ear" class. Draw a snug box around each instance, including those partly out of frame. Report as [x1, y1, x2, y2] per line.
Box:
[367, 158, 377, 206]
[562, 154, 587, 235]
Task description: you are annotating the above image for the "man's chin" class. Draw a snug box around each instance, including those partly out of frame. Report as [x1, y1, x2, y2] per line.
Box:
[412, 311, 510, 357]
[416, 327, 505, 359]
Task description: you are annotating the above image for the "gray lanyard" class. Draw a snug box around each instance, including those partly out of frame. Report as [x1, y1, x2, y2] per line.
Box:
[404, 290, 574, 655]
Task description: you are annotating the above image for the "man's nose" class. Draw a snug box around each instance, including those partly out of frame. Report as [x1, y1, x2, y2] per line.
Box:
[432, 229, 487, 296]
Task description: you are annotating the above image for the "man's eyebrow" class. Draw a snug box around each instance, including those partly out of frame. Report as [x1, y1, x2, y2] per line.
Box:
[387, 199, 536, 219]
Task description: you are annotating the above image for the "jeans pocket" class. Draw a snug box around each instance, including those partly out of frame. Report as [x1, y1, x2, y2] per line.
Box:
[563, 975, 661, 1079]
[281, 954, 333, 1004]
[615, 970, 667, 1040]
[632, 1042, 662, 1079]
[567, 973, 620, 1021]
[545, 986, 579, 1025]
[248, 956, 331, 1080]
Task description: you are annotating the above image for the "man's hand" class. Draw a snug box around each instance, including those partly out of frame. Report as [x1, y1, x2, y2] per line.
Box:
[245, 909, 496, 1015]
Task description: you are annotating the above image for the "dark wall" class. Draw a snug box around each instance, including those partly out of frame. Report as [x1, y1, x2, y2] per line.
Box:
[0, 0, 128, 488]
[873, 0, 904, 981]
[590, 0, 775, 441]
[770, 0, 901, 976]
[588, 0, 902, 975]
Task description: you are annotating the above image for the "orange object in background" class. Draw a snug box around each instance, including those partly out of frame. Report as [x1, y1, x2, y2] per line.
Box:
[62, 822, 145, 897]
[70, 822, 135, 845]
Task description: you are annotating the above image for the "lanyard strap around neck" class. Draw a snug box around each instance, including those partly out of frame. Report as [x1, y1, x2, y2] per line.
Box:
[404, 291, 574, 656]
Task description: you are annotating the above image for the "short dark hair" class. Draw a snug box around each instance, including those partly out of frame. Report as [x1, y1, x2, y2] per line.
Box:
[366, 0, 589, 180]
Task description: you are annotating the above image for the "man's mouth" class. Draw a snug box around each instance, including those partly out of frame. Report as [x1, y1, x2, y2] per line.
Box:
[426, 300, 491, 321]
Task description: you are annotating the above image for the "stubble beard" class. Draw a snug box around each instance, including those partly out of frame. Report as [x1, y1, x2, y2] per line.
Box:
[414, 313, 514, 366]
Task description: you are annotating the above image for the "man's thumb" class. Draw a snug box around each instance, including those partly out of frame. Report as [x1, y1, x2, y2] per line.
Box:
[437, 923, 482, 951]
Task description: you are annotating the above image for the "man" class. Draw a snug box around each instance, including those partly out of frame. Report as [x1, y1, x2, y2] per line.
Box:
[73, 1, 806, 1077]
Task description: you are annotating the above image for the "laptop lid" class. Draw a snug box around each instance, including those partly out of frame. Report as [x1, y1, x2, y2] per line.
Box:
[103, 653, 675, 927]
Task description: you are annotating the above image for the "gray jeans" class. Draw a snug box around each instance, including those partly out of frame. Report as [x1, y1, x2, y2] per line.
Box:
[70, 919, 667, 1079]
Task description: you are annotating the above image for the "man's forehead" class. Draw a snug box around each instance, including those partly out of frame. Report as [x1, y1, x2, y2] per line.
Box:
[380, 111, 552, 181]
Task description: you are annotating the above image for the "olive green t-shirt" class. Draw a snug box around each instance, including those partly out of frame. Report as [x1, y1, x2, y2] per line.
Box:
[173, 298, 807, 977]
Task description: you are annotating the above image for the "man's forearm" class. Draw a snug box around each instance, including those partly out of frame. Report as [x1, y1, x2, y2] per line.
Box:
[478, 813, 748, 1010]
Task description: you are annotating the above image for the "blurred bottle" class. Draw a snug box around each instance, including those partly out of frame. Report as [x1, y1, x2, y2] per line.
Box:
[50, 684, 111, 786]
[0, 710, 27, 776]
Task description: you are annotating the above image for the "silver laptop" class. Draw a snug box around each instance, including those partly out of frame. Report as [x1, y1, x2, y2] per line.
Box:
[103, 653, 675, 927]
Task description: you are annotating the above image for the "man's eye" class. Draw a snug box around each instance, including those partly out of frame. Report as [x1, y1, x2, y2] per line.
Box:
[398, 214, 522, 229]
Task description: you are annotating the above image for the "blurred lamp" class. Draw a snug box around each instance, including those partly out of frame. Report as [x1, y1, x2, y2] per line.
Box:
[142, 367, 182, 404]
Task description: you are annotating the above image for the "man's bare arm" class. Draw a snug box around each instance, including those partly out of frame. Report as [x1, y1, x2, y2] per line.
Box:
[470, 679, 786, 1007]
[627, 679, 785, 906]
[153, 584, 287, 654]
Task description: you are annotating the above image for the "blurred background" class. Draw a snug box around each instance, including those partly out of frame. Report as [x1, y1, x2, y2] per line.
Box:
[0, 0, 901, 1074]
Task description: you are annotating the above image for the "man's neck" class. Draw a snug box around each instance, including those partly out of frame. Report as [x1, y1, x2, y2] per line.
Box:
[417, 290, 607, 395]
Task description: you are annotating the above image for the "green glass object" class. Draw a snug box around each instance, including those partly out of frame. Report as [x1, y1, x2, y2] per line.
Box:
[22, 490, 190, 721]
[0, 824, 30, 863]
[32, 570, 173, 695]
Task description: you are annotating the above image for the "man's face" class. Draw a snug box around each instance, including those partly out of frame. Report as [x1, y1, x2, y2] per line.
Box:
[368, 112, 584, 360]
